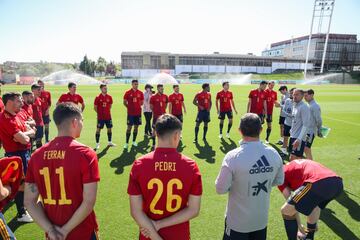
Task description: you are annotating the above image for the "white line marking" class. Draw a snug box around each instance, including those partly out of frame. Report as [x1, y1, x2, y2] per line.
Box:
[323, 116, 360, 127]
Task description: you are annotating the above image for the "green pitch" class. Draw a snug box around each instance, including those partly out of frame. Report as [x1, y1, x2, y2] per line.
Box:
[1, 84, 359, 240]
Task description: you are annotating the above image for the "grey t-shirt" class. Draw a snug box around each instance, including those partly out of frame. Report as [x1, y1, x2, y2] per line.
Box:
[282, 98, 293, 126]
[290, 101, 311, 141]
[280, 92, 290, 117]
[215, 141, 284, 233]
[308, 100, 322, 135]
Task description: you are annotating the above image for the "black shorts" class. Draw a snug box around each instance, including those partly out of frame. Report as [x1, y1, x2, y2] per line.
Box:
[196, 110, 210, 123]
[174, 114, 183, 123]
[218, 111, 233, 120]
[305, 133, 315, 148]
[35, 126, 44, 139]
[5, 149, 31, 174]
[257, 114, 265, 124]
[266, 114, 272, 123]
[284, 124, 291, 137]
[279, 116, 285, 125]
[127, 115, 142, 126]
[288, 137, 305, 157]
[43, 115, 51, 124]
[223, 219, 267, 240]
[97, 119, 113, 129]
[288, 177, 343, 216]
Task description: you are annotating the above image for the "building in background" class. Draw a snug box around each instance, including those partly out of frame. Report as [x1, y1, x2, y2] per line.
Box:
[262, 33, 360, 71]
[121, 52, 312, 78]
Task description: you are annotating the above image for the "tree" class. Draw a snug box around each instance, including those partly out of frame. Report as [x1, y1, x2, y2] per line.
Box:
[96, 57, 107, 75]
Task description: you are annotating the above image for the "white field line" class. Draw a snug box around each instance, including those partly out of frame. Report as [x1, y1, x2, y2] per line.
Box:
[323, 116, 360, 127]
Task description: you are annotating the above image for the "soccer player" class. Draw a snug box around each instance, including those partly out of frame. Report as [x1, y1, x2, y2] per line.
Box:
[289, 89, 311, 161]
[150, 84, 168, 150]
[127, 114, 202, 240]
[0, 92, 34, 222]
[264, 80, 280, 143]
[57, 82, 85, 111]
[279, 160, 343, 240]
[168, 84, 186, 122]
[193, 83, 211, 143]
[277, 86, 289, 145]
[216, 81, 237, 139]
[281, 88, 295, 155]
[304, 89, 322, 160]
[31, 84, 44, 148]
[216, 113, 284, 240]
[247, 81, 267, 124]
[38, 80, 52, 143]
[94, 83, 115, 150]
[24, 103, 100, 240]
[123, 79, 144, 149]
[18, 91, 35, 126]
[143, 84, 154, 137]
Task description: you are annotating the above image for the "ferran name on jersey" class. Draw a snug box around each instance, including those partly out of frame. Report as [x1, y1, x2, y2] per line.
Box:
[43, 150, 66, 160]
[155, 161, 177, 172]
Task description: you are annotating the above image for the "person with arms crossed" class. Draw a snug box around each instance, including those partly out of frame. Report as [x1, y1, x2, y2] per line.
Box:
[128, 114, 202, 240]
[216, 81, 238, 139]
[0, 92, 34, 223]
[277, 86, 289, 145]
[264, 81, 280, 144]
[288, 89, 311, 161]
[150, 84, 168, 151]
[24, 103, 100, 240]
[304, 89, 322, 160]
[247, 81, 267, 124]
[38, 80, 52, 143]
[94, 83, 115, 150]
[280, 88, 295, 155]
[279, 160, 343, 240]
[123, 79, 144, 149]
[17, 91, 36, 128]
[57, 82, 85, 111]
[143, 84, 154, 137]
[31, 84, 45, 149]
[168, 84, 186, 123]
[193, 83, 211, 143]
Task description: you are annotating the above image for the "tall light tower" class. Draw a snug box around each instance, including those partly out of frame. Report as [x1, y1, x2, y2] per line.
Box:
[304, 0, 335, 78]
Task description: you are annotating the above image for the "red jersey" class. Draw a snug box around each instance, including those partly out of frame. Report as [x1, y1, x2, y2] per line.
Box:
[58, 93, 84, 105]
[248, 89, 266, 114]
[127, 148, 202, 240]
[94, 94, 113, 120]
[18, 103, 33, 122]
[195, 91, 211, 111]
[40, 90, 51, 115]
[150, 93, 168, 118]
[278, 160, 339, 192]
[168, 93, 184, 116]
[25, 136, 100, 240]
[123, 89, 144, 116]
[32, 97, 44, 126]
[216, 90, 233, 112]
[0, 97, 4, 112]
[264, 89, 277, 115]
[0, 110, 31, 152]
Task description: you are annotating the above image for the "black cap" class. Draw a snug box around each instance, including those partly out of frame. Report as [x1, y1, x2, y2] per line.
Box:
[145, 84, 153, 89]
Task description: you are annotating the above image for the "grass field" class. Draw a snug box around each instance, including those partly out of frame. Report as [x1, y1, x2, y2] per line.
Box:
[1, 83, 360, 240]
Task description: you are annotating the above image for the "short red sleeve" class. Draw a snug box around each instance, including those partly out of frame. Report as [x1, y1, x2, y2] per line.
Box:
[181, 94, 184, 101]
[278, 178, 288, 192]
[275, 92, 278, 101]
[78, 95, 84, 104]
[123, 91, 129, 101]
[230, 92, 233, 100]
[80, 149, 100, 184]
[58, 94, 65, 103]
[190, 162, 203, 196]
[48, 92, 52, 105]
[94, 96, 99, 106]
[109, 96, 113, 105]
[127, 161, 142, 195]
[216, 92, 220, 100]
[139, 92, 144, 101]
[150, 96, 155, 105]
[165, 95, 169, 103]
[248, 91, 253, 98]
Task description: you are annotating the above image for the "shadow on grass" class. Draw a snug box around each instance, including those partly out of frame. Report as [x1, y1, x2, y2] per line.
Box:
[269, 143, 288, 162]
[8, 216, 29, 233]
[97, 145, 111, 160]
[335, 190, 360, 222]
[219, 138, 237, 154]
[109, 138, 150, 174]
[320, 208, 359, 239]
[194, 140, 216, 164]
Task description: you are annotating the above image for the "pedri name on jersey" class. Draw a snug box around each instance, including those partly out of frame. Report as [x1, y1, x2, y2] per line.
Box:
[43, 150, 66, 160]
[155, 161, 177, 172]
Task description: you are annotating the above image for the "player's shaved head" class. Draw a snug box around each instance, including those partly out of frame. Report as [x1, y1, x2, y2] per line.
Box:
[239, 113, 262, 138]
[53, 103, 82, 128]
[155, 114, 182, 139]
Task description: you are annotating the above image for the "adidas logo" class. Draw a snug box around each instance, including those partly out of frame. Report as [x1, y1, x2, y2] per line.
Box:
[249, 155, 273, 174]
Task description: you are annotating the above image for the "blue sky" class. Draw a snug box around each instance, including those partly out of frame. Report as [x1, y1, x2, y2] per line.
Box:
[0, 0, 359, 63]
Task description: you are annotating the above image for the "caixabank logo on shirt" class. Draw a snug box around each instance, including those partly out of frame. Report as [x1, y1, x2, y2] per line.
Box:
[249, 155, 273, 174]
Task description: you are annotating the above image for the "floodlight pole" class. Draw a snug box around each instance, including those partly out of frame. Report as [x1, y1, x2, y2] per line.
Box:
[304, 1, 316, 79]
[320, 1, 335, 73]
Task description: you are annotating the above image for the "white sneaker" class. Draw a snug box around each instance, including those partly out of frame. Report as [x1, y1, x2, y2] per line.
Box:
[108, 142, 116, 147]
[95, 143, 100, 150]
[123, 143, 128, 149]
[265, 140, 269, 144]
[218, 134, 223, 139]
[226, 133, 230, 138]
[281, 148, 288, 155]
[132, 141, 138, 147]
[17, 212, 33, 223]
